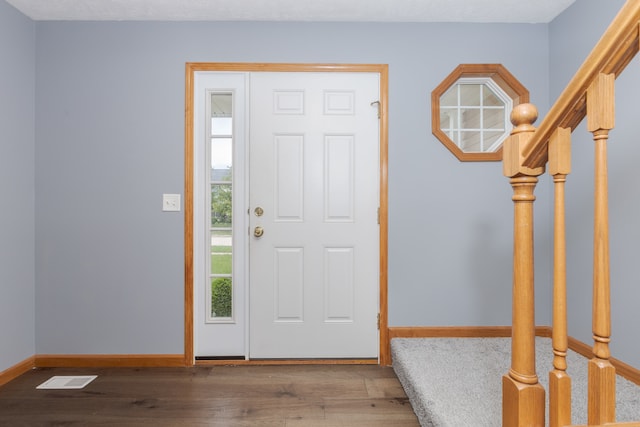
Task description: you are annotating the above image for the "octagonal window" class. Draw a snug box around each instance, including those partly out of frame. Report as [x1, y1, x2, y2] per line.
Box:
[432, 64, 529, 161]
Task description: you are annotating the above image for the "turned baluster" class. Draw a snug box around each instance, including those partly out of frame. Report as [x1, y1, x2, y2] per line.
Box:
[502, 103, 546, 427]
[548, 127, 572, 427]
[587, 73, 616, 425]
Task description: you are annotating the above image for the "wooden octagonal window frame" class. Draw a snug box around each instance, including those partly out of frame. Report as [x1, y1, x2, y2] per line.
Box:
[432, 64, 529, 162]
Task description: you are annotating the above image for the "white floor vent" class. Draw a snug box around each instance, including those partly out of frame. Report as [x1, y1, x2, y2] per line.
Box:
[36, 375, 97, 389]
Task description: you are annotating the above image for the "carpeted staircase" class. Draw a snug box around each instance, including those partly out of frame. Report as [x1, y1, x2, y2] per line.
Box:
[392, 337, 640, 427]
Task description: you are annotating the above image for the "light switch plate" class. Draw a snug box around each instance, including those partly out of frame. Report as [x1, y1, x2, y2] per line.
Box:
[162, 194, 181, 212]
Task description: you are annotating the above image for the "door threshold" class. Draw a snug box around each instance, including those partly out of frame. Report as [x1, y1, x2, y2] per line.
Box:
[194, 358, 378, 366]
[196, 356, 245, 361]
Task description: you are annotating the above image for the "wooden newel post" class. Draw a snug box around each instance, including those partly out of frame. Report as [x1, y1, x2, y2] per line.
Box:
[502, 103, 546, 427]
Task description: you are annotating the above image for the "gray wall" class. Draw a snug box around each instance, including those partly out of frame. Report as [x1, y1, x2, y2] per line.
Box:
[5, 0, 637, 372]
[0, 0, 36, 371]
[33, 20, 551, 355]
[550, 0, 640, 367]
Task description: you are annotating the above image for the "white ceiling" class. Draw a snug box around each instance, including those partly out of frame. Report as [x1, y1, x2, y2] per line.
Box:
[6, 0, 576, 23]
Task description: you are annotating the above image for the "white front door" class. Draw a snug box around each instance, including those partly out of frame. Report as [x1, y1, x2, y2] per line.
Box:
[248, 72, 380, 358]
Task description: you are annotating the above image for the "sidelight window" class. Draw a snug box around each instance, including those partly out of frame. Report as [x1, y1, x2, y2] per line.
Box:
[207, 92, 234, 322]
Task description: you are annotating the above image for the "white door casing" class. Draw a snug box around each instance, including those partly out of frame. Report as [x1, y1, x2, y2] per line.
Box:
[248, 72, 380, 358]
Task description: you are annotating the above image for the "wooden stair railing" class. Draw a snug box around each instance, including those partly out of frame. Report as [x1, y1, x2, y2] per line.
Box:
[549, 125, 572, 427]
[503, 104, 546, 427]
[501, 1, 640, 426]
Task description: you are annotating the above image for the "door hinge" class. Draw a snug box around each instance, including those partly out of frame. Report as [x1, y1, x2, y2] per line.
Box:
[370, 100, 381, 119]
[377, 207, 380, 224]
[377, 313, 380, 330]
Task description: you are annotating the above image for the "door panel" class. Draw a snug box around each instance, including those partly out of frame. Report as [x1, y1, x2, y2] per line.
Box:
[249, 72, 380, 358]
[193, 72, 247, 357]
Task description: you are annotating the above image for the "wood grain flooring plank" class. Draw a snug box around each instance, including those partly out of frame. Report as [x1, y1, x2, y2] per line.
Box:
[0, 365, 419, 426]
[364, 376, 407, 398]
[286, 420, 419, 427]
[324, 396, 418, 421]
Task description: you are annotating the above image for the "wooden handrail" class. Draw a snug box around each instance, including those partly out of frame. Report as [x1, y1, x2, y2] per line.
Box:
[521, 0, 640, 169]
[503, 4, 640, 425]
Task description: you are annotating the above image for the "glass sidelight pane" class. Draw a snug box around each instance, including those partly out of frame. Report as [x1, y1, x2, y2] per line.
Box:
[211, 249, 232, 275]
[209, 219, 232, 319]
[208, 92, 234, 322]
[211, 277, 232, 318]
[211, 184, 232, 227]
[211, 137, 232, 181]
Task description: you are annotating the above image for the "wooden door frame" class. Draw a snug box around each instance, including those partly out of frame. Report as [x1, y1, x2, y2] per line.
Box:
[184, 63, 390, 365]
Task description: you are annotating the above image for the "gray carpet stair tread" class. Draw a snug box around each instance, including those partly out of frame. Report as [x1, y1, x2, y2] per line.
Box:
[391, 337, 640, 427]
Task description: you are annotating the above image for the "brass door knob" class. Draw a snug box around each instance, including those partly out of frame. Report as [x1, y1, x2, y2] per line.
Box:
[254, 226, 264, 238]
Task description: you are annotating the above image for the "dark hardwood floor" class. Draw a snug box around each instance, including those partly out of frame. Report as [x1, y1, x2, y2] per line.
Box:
[0, 364, 419, 426]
